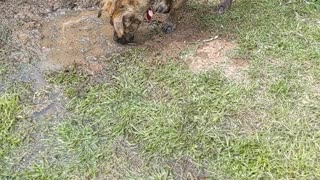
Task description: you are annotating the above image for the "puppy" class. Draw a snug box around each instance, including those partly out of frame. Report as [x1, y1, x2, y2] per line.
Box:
[98, 0, 152, 44]
[98, 0, 233, 44]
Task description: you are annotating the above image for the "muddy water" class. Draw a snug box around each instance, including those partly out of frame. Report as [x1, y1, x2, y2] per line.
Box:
[40, 10, 158, 71]
[40, 10, 118, 70]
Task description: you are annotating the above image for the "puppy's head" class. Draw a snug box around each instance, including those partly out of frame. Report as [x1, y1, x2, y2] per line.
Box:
[99, 0, 146, 44]
[111, 10, 143, 44]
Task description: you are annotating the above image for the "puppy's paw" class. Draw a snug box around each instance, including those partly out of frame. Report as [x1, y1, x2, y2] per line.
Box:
[216, 0, 232, 14]
[216, 5, 228, 14]
[113, 33, 134, 45]
[161, 22, 176, 34]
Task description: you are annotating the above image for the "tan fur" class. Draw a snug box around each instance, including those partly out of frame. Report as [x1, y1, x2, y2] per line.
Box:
[98, 0, 151, 43]
[98, 0, 233, 44]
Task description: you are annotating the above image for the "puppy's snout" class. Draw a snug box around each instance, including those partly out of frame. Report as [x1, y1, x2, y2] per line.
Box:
[113, 32, 134, 45]
[113, 32, 127, 44]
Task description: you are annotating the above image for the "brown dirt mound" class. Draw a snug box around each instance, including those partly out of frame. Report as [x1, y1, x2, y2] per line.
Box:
[186, 39, 249, 81]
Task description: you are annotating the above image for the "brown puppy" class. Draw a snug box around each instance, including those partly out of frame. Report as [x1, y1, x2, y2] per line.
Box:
[98, 0, 151, 44]
[98, 0, 233, 44]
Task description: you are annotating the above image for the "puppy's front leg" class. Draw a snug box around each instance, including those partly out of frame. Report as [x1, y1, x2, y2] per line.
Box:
[154, 0, 173, 13]
[161, 0, 188, 33]
[217, 0, 233, 14]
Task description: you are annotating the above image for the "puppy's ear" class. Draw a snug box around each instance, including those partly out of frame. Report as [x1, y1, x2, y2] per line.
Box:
[112, 13, 125, 37]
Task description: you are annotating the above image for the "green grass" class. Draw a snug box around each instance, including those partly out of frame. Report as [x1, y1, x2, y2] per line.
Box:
[0, 22, 21, 161]
[1, 0, 320, 179]
[0, 94, 21, 158]
[0, 83, 33, 177]
[36, 49, 246, 178]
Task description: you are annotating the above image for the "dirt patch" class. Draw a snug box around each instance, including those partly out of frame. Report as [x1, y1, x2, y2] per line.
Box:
[39, 9, 212, 72]
[1, 0, 215, 75]
[186, 39, 249, 80]
[40, 10, 117, 73]
[188, 39, 237, 72]
[39, 9, 168, 73]
[224, 57, 249, 80]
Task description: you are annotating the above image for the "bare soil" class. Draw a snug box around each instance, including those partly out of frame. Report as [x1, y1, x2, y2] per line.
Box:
[1, 0, 242, 76]
[186, 39, 249, 80]
[40, 10, 117, 72]
[39, 9, 213, 73]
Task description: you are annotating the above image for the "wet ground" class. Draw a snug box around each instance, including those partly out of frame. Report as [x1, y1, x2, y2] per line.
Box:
[0, 0, 245, 176]
[1, 0, 242, 78]
[2, 1, 320, 179]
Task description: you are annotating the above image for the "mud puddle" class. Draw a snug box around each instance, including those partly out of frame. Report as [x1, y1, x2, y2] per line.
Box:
[40, 9, 160, 73]
[40, 9, 247, 78]
[41, 10, 115, 71]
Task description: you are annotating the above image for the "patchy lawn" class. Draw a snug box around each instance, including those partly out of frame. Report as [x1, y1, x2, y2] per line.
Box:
[1, 0, 320, 179]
